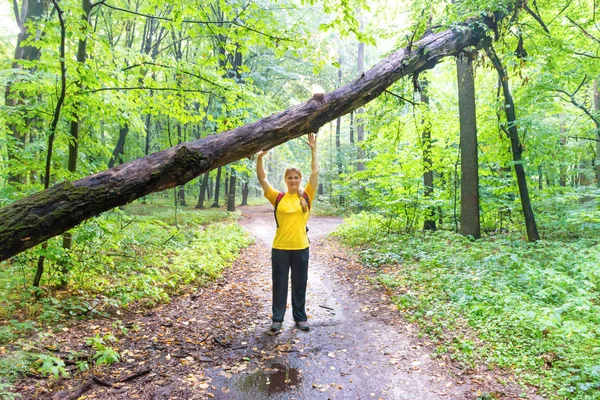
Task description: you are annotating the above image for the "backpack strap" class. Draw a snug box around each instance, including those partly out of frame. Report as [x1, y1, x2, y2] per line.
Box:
[274, 192, 285, 228]
[302, 191, 311, 211]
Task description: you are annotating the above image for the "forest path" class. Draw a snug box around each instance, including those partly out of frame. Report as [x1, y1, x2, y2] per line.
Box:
[199, 205, 533, 400]
[19, 206, 538, 400]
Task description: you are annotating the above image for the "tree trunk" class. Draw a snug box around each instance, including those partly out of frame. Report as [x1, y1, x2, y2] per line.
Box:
[5, 0, 47, 184]
[196, 173, 210, 209]
[240, 181, 249, 206]
[356, 23, 366, 172]
[457, 52, 481, 239]
[594, 79, 600, 187]
[0, 23, 491, 261]
[336, 57, 343, 177]
[61, 0, 93, 288]
[212, 166, 222, 207]
[484, 42, 540, 242]
[349, 111, 354, 144]
[559, 116, 567, 187]
[108, 124, 129, 168]
[420, 79, 436, 231]
[227, 171, 236, 212]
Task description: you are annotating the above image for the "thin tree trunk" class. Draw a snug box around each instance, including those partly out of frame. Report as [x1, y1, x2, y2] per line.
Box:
[420, 79, 436, 231]
[108, 125, 129, 168]
[240, 180, 249, 206]
[349, 111, 354, 144]
[212, 167, 222, 207]
[594, 79, 600, 187]
[5, 0, 47, 184]
[457, 52, 480, 239]
[196, 173, 210, 209]
[484, 41, 540, 242]
[34, 0, 67, 293]
[559, 116, 567, 187]
[227, 171, 236, 212]
[356, 20, 366, 171]
[62, 0, 93, 288]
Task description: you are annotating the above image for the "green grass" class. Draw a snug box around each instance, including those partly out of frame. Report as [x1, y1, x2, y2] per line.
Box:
[334, 213, 600, 399]
[0, 201, 252, 393]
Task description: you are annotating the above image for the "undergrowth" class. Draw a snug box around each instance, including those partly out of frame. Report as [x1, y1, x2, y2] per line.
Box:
[334, 212, 600, 399]
[0, 202, 251, 394]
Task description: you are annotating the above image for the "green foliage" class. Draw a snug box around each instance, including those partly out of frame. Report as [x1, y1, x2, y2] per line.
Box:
[335, 213, 600, 398]
[0, 203, 250, 388]
[85, 334, 120, 366]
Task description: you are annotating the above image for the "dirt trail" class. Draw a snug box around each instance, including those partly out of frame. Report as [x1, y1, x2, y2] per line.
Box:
[15, 205, 539, 399]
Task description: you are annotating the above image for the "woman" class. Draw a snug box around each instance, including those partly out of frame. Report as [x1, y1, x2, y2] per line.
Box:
[256, 133, 319, 332]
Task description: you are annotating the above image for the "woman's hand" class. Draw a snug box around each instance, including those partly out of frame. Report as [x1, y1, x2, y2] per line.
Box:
[257, 149, 269, 158]
[306, 133, 317, 150]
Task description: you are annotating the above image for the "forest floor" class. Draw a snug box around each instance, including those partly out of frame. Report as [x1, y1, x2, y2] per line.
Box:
[15, 205, 541, 400]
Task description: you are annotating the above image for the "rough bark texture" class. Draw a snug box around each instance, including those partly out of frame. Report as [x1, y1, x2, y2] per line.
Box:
[0, 23, 489, 261]
[457, 52, 481, 239]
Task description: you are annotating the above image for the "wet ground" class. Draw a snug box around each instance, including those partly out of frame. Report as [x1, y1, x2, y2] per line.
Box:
[202, 205, 538, 400]
[14, 205, 541, 399]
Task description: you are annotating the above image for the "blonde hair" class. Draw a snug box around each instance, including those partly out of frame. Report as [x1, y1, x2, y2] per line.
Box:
[284, 167, 308, 213]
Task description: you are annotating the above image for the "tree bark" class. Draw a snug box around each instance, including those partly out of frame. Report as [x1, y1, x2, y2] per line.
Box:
[457, 52, 481, 239]
[240, 180, 249, 206]
[0, 23, 489, 261]
[227, 171, 236, 212]
[212, 166, 222, 207]
[484, 41, 540, 242]
[420, 79, 436, 231]
[108, 125, 129, 168]
[196, 173, 210, 209]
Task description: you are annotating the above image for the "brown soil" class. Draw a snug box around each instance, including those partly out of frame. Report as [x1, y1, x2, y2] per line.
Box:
[14, 205, 542, 400]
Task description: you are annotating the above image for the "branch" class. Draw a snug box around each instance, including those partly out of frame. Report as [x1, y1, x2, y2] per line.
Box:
[573, 51, 600, 59]
[523, 1, 550, 34]
[99, 2, 290, 42]
[548, 0, 572, 26]
[12, 0, 21, 29]
[87, 86, 215, 94]
[384, 90, 418, 106]
[566, 16, 600, 45]
[91, 0, 106, 9]
[122, 62, 228, 91]
[567, 136, 600, 142]
[553, 79, 600, 127]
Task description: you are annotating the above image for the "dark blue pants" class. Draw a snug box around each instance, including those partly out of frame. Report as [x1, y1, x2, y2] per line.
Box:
[271, 248, 309, 323]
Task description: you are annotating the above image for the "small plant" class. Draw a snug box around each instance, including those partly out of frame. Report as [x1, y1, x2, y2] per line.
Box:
[85, 334, 120, 366]
[36, 354, 68, 378]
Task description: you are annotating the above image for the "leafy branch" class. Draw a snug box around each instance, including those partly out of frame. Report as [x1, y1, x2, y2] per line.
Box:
[100, 2, 291, 42]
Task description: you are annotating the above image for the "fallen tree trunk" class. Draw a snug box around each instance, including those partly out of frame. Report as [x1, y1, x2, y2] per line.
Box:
[0, 23, 488, 261]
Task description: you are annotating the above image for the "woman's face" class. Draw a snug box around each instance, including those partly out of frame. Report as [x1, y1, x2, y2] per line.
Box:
[285, 171, 301, 192]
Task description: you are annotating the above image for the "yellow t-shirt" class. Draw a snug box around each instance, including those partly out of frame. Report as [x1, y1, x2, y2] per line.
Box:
[265, 182, 316, 250]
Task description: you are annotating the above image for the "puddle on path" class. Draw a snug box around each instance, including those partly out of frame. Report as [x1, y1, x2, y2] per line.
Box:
[234, 362, 301, 396]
